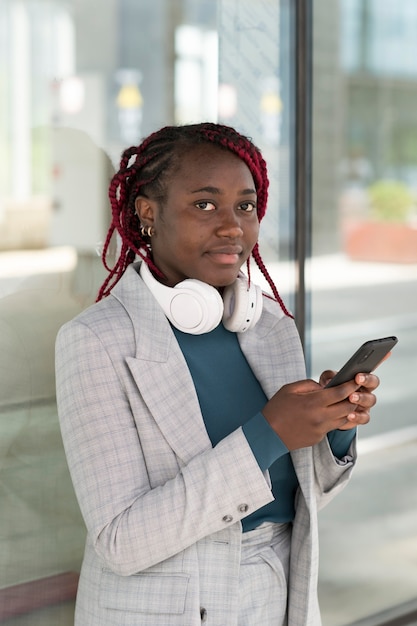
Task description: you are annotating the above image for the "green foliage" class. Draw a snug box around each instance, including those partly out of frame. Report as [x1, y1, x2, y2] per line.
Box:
[368, 180, 414, 222]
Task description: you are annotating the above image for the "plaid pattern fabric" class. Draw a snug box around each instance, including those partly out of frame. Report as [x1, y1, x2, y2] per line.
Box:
[237, 522, 291, 625]
[55, 262, 356, 625]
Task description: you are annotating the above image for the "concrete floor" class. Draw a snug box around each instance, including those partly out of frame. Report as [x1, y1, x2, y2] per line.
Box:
[318, 439, 417, 626]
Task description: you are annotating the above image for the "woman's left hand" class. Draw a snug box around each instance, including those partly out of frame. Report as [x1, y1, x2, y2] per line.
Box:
[319, 371, 380, 430]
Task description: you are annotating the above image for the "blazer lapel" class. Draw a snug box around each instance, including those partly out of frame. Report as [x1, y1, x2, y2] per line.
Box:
[113, 263, 212, 465]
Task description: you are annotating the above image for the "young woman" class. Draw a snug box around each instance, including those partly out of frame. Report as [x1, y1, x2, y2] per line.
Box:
[55, 123, 379, 626]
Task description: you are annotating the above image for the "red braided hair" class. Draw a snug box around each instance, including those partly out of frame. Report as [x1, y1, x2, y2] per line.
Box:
[97, 122, 292, 318]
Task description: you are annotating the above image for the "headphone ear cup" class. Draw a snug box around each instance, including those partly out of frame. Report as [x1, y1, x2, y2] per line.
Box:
[222, 277, 263, 333]
[171, 280, 224, 333]
[140, 262, 224, 334]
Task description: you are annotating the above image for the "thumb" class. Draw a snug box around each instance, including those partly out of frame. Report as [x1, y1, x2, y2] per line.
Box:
[319, 370, 337, 388]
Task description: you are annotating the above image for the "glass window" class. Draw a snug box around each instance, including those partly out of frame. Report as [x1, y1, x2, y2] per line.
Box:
[312, 1, 417, 624]
[0, 1, 295, 623]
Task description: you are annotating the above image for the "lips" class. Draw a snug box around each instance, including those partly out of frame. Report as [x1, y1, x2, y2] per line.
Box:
[206, 247, 243, 266]
[207, 246, 243, 256]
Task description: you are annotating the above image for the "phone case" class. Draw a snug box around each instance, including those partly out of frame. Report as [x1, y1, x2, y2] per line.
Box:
[325, 336, 398, 388]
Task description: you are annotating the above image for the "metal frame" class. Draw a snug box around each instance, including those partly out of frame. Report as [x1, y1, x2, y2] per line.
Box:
[294, 0, 312, 358]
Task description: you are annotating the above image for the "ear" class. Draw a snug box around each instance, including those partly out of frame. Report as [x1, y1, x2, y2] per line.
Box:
[135, 196, 157, 225]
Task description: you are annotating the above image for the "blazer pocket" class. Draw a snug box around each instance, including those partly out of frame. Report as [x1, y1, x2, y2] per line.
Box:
[99, 569, 190, 614]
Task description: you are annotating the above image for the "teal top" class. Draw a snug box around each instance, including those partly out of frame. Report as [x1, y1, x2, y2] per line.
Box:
[172, 323, 355, 531]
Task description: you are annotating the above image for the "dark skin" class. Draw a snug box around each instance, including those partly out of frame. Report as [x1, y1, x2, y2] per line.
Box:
[263, 371, 378, 451]
[136, 143, 380, 452]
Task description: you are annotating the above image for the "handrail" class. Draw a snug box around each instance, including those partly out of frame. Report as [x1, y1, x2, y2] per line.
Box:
[0, 572, 79, 622]
[345, 598, 417, 626]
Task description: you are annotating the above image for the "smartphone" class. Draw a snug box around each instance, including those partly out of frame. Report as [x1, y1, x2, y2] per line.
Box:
[325, 336, 398, 388]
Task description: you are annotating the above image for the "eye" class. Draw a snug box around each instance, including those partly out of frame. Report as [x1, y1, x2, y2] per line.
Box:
[239, 201, 256, 213]
[195, 201, 216, 211]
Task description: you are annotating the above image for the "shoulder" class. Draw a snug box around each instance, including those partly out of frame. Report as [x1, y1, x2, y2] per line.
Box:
[56, 267, 143, 355]
[58, 294, 128, 339]
[58, 263, 145, 337]
[261, 292, 289, 317]
[55, 297, 134, 373]
[241, 291, 301, 352]
[259, 292, 297, 336]
[257, 293, 304, 364]
[56, 263, 168, 360]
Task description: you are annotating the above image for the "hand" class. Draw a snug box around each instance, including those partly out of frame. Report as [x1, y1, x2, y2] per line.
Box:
[262, 372, 379, 450]
[320, 370, 380, 431]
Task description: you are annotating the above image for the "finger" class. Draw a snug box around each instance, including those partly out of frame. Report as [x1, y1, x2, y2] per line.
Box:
[324, 379, 361, 405]
[337, 420, 359, 431]
[349, 391, 377, 410]
[338, 407, 371, 429]
[319, 370, 337, 387]
[354, 373, 380, 391]
[376, 351, 392, 367]
[325, 397, 361, 426]
[348, 408, 371, 425]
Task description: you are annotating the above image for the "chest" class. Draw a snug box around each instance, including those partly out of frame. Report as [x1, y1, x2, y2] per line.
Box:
[172, 324, 268, 445]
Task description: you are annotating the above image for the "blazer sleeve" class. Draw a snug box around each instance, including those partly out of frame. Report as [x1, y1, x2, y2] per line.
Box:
[55, 319, 274, 576]
[313, 433, 357, 510]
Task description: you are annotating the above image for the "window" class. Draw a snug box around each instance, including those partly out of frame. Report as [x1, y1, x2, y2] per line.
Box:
[0, 1, 295, 623]
[2, 1, 415, 624]
[312, 1, 417, 623]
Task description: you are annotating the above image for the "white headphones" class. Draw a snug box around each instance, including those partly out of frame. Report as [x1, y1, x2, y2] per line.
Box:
[140, 261, 263, 334]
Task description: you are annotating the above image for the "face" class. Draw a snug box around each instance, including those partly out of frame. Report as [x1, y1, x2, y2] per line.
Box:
[136, 143, 260, 287]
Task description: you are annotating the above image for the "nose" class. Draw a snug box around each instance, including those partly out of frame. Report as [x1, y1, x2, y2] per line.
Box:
[216, 208, 243, 238]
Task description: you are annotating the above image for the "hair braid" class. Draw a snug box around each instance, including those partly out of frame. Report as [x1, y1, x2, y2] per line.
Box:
[97, 139, 172, 298]
[97, 122, 291, 318]
[251, 243, 294, 319]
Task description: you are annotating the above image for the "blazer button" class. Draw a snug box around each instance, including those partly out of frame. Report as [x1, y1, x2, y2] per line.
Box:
[200, 607, 208, 622]
[222, 514, 233, 523]
[238, 503, 249, 513]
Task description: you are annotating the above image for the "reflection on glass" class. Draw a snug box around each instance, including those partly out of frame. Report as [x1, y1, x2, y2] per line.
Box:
[313, 1, 417, 624]
[0, 1, 295, 624]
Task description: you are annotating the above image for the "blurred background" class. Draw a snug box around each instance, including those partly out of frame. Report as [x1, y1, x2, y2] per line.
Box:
[0, 1, 416, 624]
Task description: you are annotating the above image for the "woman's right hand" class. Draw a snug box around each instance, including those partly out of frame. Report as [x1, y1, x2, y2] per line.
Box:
[262, 378, 362, 450]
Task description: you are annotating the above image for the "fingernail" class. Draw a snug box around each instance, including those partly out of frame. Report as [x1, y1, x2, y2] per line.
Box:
[351, 393, 359, 402]
[357, 375, 365, 384]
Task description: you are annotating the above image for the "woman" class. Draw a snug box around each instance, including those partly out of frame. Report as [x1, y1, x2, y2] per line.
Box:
[55, 123, 379, 625]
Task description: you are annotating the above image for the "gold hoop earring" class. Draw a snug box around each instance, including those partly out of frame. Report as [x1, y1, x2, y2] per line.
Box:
[140, 225, 154, 238]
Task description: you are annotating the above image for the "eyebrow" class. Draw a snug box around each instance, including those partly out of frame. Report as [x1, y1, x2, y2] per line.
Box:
[190, 186, 256, 195]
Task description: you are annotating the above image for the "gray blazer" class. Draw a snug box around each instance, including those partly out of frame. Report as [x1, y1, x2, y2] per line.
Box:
[55, 262, 356, 626]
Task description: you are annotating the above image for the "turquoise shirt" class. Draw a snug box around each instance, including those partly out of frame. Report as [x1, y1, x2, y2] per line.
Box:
[172, 323, 355, 531]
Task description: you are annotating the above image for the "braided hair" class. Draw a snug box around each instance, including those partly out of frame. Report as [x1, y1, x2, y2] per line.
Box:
[97, 122, 292, 317]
